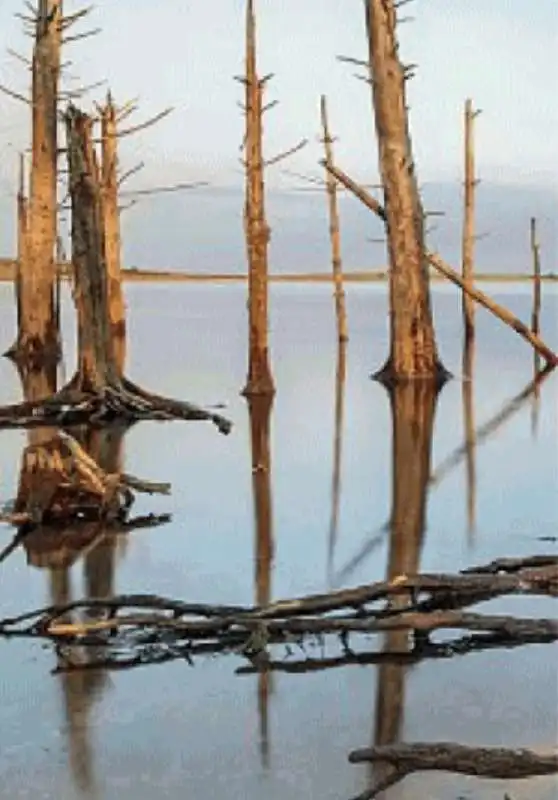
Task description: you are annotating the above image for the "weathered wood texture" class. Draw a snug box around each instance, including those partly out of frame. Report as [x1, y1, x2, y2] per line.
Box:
[16, 0, 62, 367]
[364, 0, 443, 381]
[242, 0, 274, 395]
[100, 94, 126, 372]
[462, 98, 477, 344]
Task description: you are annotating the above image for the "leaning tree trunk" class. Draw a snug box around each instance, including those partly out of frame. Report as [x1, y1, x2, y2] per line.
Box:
[365, 0, 445, 383]
[14, 0, 62, 369]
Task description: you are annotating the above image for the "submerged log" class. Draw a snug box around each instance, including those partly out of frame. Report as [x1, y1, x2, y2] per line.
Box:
[0, 105, 231, 435]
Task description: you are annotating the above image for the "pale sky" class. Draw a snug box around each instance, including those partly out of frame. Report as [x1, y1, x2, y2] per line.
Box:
[0, 1, 556, 269]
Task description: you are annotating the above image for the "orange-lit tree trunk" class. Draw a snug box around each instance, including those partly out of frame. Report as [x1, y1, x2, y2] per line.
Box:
[365, 0, 445, 383]
[242, 0, 274, 396]
[15, 0, 62, 368]
[462, 99, 477, 347]
[100, 93, 127, 373]
[66, 107, 120, 390]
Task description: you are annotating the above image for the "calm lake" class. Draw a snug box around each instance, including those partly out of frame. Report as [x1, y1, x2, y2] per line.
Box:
[0, 281, 556, 800]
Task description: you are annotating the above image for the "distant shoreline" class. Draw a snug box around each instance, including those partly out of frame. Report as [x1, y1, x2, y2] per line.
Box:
[0, 259, 556, 284]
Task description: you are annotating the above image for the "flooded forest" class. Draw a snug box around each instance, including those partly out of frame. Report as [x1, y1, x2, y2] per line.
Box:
[0, 2, 556, 799]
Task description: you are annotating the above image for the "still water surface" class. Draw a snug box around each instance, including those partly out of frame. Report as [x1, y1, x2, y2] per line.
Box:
[0, 282, 556, 799]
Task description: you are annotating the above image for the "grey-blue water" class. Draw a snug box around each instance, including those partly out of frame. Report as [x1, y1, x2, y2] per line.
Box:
[0, 281, 556, 799]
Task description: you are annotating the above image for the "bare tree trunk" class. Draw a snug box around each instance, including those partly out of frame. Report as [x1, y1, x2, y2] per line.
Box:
[100, 93, 126, 373]
[530, 217, 542, 337]
[242, 0, 274, 396]
[364, 0, 445, 383]
[16, 0, 62, 368]
[321, 95, 348, 343]
[65, 106, 119, 390]
[462, 98, 477, 346]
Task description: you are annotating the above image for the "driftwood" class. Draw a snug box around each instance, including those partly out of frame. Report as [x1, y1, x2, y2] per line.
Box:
[321, 162, 558, 367]
[347, 742, 558, 800]
[0, 559, 555, 676]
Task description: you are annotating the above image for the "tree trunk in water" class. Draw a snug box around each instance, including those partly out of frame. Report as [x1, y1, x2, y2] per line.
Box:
[321, 95, 348, 343]
[65, 106, 120, 390]
[462, 99, 476, 347]
[17, 0, 62, 368]
[100, 94, 126, 373]
[242, 0, 274, 396]
[365, 0, 444, 383]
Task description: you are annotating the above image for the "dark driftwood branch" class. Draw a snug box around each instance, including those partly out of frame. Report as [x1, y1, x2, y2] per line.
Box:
[347, 742, 558, 800]
[321, 161, 558, 366]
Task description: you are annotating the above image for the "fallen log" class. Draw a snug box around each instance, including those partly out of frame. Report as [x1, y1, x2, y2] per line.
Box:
[347, 741, 558, 800]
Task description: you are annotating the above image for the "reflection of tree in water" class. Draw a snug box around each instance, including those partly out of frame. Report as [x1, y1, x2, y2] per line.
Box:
[371, 381, 442, 795]
[462, 338, 477, 546]
[328, 340, 347, 584]
[14, 366, 127, 796]
[246, 393, 275, 770]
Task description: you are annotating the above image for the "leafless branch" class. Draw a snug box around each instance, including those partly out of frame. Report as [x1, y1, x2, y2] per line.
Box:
[337, 55, 369, 68]
[282, 169, 325, 187]
[0, 83, 31, 106]
[59, 7, 93, 30]
[115, 98, 140, 123]
[117, 107, 173, 138]
[6, 48, 31, 68]
[265, 139, 308, 168]
[262, 100, 278, 114]
[395, 0, 415, 8]
[117, 161, 145, 188]
[62, 28, 101, 46]
[120, 181, 209, 198]
[60, 79, 106, 100]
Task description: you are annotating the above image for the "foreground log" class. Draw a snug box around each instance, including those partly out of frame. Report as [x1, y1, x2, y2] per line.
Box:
[322, 162, 558, 367]
[348, 742, 558, 800]
[0, 106, 231, 435]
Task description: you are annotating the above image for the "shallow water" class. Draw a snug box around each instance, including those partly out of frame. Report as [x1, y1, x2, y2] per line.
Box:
[0, 281, 557, 799]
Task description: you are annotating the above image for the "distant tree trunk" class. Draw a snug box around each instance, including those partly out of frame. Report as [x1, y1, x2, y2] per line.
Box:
[100, 93, 126, 373]
[365, 0, 445, 383]
[242, 0, 274, 396]
[462, 98, 477, 347]
[16, 0, 62, 368]
[15, 152, 28, 338]
[321, 95, 348, 343]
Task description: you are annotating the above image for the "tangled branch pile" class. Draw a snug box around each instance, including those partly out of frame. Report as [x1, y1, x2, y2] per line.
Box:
[0, 555, 556, 672]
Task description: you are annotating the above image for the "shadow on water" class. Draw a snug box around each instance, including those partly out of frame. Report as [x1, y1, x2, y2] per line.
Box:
[246, 392, 275, 770]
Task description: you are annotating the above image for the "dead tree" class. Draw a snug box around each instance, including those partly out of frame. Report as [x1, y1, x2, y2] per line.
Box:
[12, 1, 62, 369]
[364, 0, 446, 383]
[321, 95, 348, 343]
[530, 217, 542, 337]
[241, 0, 273, 396]
[99, 93, 126, 372]
[322, 164, 558, 367]
[0, 106, 231, 434]
[238, 0, 306, 396]
[15, 152, 28, 337]
[462, 99, 480, 346]
[328, 339, 347, 582]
